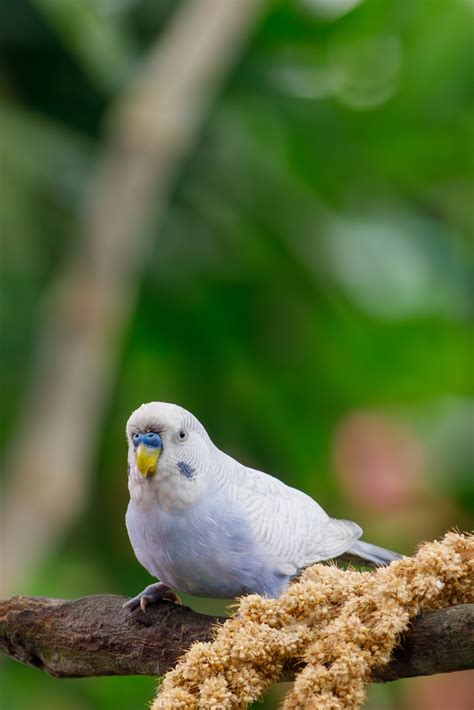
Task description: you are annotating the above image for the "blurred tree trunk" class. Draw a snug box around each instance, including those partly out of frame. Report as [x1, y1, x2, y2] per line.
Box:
[1, 0, 264, 596]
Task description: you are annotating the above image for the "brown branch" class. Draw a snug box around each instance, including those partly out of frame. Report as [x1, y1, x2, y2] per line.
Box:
[1, 596, 472, 683]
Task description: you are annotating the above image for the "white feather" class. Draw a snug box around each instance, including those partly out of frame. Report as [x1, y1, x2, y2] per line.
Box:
[215, 451, 362, 575]
[125, 402, 397, 599]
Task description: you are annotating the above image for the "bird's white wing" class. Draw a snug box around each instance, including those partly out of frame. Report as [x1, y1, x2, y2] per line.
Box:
[227, 463, 361, 577]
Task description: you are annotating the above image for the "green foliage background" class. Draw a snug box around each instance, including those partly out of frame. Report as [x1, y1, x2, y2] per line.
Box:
[1, 0, 472, 708]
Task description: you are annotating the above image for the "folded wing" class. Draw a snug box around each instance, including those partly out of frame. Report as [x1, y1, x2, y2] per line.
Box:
[229, 464, 362, 577]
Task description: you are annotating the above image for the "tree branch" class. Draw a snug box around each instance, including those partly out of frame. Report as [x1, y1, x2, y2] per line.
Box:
[1, 596, 472, 683]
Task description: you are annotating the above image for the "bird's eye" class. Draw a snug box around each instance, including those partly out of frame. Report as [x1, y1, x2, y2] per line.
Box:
[178, 429, 187, 441]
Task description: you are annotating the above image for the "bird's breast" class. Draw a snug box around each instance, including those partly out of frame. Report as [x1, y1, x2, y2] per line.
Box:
[126, 496, 287, 598]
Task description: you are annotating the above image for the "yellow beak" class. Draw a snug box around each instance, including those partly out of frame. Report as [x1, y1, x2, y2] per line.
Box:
[136, 444, 161, 478]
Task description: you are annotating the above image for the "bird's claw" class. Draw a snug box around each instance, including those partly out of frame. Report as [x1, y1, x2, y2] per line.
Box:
[123, 582, 181, 612]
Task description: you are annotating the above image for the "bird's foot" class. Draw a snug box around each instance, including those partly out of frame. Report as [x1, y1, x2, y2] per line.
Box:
[123, 582, 181, 612]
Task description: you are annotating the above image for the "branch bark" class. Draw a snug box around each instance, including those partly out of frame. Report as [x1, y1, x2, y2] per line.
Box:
[1, 596, 472, 683]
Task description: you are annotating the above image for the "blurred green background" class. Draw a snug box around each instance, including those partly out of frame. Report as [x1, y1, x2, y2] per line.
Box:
[1, 0, 473, 708]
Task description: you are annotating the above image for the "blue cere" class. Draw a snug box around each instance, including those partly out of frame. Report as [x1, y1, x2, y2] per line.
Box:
[132, 431, 162, 449]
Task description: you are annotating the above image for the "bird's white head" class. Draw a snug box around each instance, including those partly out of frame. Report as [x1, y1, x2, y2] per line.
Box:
[126, 402, 212, 509]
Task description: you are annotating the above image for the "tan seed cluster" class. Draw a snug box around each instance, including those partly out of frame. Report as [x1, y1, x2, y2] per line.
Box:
[152, 532, 473, 709]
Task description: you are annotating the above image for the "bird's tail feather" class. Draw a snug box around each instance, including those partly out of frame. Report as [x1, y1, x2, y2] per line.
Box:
[348, 539, 402, 566]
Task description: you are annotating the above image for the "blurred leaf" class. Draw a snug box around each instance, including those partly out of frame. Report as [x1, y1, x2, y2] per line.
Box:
[30, 0, 137, 89]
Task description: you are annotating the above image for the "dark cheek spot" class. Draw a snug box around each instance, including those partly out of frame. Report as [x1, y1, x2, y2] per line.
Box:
[177, 461, 196, 480]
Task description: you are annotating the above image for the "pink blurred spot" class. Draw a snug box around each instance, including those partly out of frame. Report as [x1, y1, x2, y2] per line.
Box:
[404, 671, 474, 710]
[332, 411, 425, 512]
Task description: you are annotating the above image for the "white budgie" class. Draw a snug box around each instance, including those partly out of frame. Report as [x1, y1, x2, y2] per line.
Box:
[125, 402, 401, 610]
